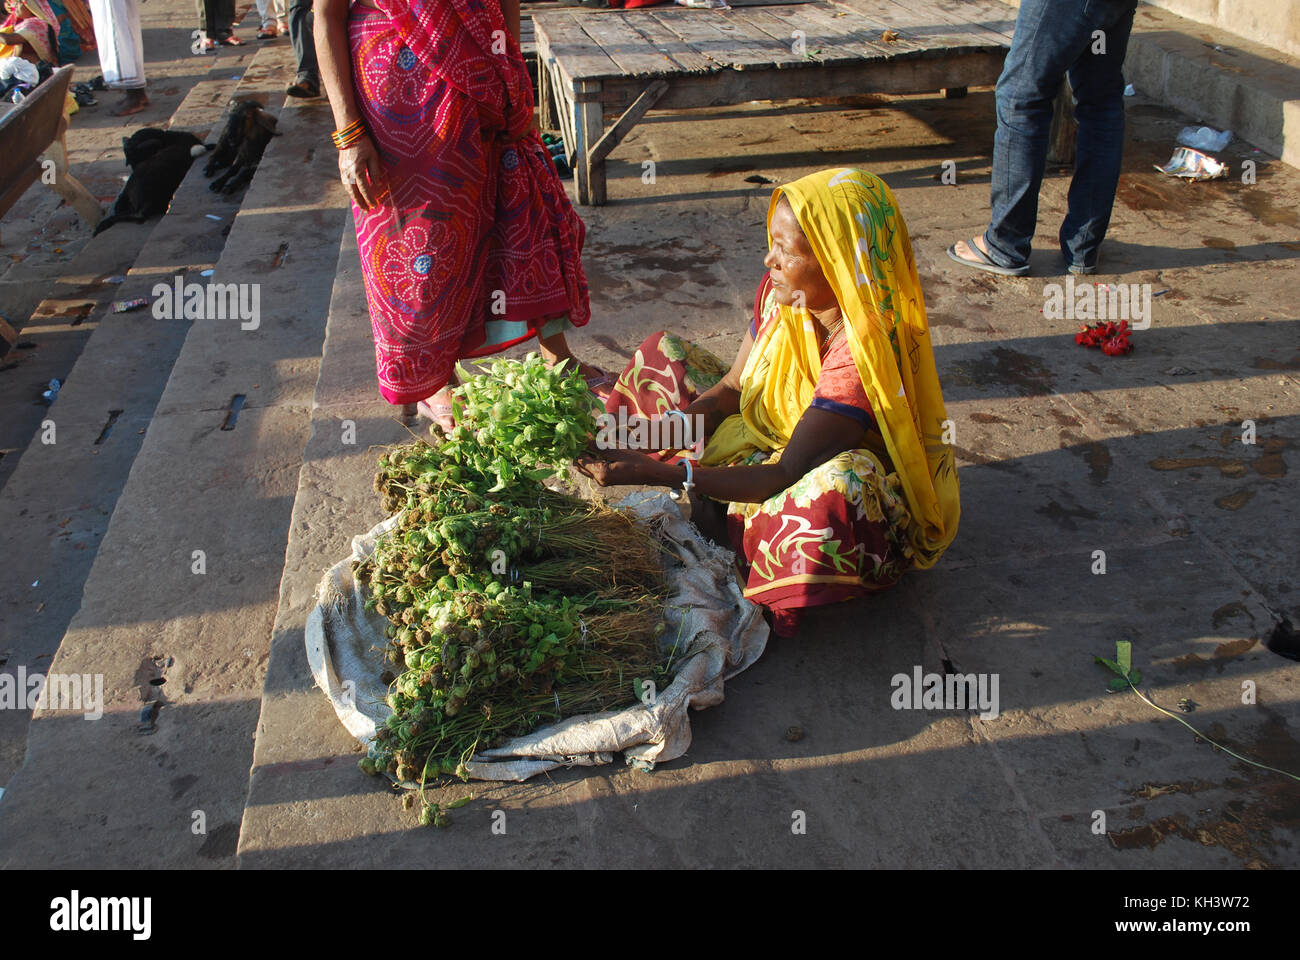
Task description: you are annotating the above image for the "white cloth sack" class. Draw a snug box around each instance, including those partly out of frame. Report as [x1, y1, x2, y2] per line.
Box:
[307, 492, 768, 781]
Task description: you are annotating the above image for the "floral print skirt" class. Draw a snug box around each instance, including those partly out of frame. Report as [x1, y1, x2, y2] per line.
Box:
[607, 332, 911, 634]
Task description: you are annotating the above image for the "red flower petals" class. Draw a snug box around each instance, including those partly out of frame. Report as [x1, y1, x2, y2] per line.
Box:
[1075, 320, 1134, 355]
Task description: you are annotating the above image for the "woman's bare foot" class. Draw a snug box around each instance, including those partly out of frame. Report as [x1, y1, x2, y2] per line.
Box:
[111, 89, 149, 116]
[537, 331, 615, 400]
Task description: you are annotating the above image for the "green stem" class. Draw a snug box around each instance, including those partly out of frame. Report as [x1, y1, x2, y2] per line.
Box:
[1124, 680, 1300, 782]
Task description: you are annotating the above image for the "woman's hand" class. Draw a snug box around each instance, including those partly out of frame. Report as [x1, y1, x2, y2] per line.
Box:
[573, 448, 671, 487]
[338, 134, 388, 211]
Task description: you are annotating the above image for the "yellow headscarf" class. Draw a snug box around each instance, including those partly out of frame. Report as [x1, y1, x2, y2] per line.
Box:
[702, 168, 960, 568]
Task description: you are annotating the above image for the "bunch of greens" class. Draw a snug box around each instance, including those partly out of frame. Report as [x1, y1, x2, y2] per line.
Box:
[355, 356, 676, 827]
[441, 354, 600, 492]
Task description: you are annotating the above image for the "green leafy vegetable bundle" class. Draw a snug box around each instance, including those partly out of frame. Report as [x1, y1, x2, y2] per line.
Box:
[355, 356, 675, 827]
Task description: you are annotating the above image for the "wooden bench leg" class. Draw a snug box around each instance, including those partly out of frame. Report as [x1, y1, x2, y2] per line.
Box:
[575, 80, 604, 206]
[538, 55, 558, 132]
[43, 135, 104, 228]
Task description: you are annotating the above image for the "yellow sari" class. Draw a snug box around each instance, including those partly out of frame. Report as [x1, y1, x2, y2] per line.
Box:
[703, 168, 960, 570]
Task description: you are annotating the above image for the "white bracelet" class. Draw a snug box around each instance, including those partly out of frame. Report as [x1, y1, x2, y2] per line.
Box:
[668, 458, 694, 501]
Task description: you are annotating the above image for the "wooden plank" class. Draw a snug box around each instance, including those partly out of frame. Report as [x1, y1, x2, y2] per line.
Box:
[589, 78, 668, 164]
[532, 11, 624, 84]
[917, 0, 1017, 42]
[647, 8, 789, 70]
[618, 9, 718, 75]
[755, 4, 916, 62]
[714, 9, 811, 68]
[578, 12, 679, 78]
[833, 0, 1003, 56]
[575, 79, 605, 204]
[598, 47, 1003, 111]
[878, 0, 1012, 49]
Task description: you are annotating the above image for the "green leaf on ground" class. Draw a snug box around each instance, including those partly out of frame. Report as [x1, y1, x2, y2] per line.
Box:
[1117, 640, 1132, 676]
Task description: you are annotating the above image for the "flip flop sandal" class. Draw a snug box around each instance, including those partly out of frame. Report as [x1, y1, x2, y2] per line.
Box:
[584, 368, 616, 402]
[219, 35, 244, 45]
[946, 238, 1030, 277]
[285, 78, 320, 98]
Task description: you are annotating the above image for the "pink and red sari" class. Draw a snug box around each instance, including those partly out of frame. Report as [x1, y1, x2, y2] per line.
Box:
[350, 0, 590, 405]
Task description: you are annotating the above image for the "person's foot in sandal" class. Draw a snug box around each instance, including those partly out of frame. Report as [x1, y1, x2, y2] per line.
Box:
[947, 235, 1030, 277]
[257, 23, 277, 38]
[286, 74, 320, 98]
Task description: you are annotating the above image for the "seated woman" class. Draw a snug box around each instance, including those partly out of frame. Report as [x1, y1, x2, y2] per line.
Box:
[576, 168, 961, 637]
[1, 0, 59, 63]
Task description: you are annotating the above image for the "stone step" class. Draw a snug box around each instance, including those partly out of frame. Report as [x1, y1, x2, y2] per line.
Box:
[0, 45, 294, 789]
[0, 78, 350, 867]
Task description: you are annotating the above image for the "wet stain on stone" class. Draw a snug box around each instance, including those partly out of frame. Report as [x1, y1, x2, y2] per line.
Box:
[1148, 456, 1247, 477]
[1204, 293, 1243, 305]
[1251, 437, 1290, 478]
[1079, 442, 1112, 485]
[1048, 408, 1082, 428]
[1034, 499, 1099, 531]
[1116, 174, 1180, 212]
[170, 773, 199, 801]
[1213, 637, 1256, 658]
[1215, 489, 1255, 510]
[951, 444, 993, 465]
[1108, 815, 1183, 850]
[927, 312, 964, 328]
[969, 412, 1014, 425]
[1241, 190, 1300, 228]
[1201, 237, 1236, 250]
[946, 347, 1055, 396]
[1253, 355, 1300, 370]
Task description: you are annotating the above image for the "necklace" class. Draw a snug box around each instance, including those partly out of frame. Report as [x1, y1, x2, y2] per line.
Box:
[819, 318, 843, 352]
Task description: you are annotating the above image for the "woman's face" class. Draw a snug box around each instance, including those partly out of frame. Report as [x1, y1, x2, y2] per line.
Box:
[764, 197, 834, 312]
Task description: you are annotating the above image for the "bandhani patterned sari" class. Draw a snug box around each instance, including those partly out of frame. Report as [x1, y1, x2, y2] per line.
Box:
[607, 169, 960, 633]
[350, 0, 590, 405]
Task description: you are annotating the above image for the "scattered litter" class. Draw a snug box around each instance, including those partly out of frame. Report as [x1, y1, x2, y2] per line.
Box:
[40, 379, 60, 404]
[1123, 83, 1135, 96]
[1163, 365, 1196, 376]
[31, 580, 38, 587]
[200, 269, 214, 277]
[881, 29, 900, 42]
[52, 247, 62, 254]
[745, 174, 775, 185]
[1177, 125, 1232, 152]
[205, 214, 223, 221]
[1152, 289, 1170, 298]
[110, 297, 149, 313]
[104, 274, 126, 284]
[784, 725, 804, 742]
[35, 602, 44, 613]
[1177, 698, 1196, 713]
[1155, 146, 1227, 180]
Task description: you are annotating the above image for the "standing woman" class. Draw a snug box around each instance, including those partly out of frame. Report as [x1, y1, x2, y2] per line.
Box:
[313, 0, 608, 429]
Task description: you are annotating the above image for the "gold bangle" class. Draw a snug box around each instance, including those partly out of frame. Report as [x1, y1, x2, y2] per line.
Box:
[333, 132, 365, 149]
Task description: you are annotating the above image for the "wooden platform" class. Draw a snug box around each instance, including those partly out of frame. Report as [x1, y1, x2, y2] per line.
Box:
[534, 0, 1016, 204]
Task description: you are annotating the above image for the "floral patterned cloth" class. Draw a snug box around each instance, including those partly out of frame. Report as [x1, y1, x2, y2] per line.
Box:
[607, 330, 911, 634]
[349, 0, 590, 405]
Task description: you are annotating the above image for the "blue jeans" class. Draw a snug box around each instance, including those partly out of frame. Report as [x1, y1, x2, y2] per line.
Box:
[288, 0, 318, 83]
[984, 0, 1137, 271]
